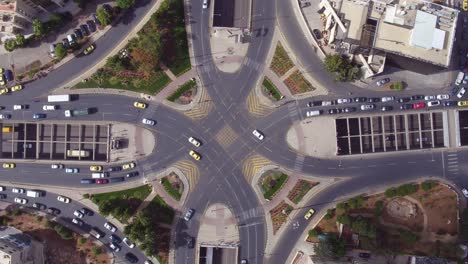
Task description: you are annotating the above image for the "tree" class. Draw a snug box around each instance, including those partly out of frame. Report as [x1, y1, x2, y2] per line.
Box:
[98, 198, 117, 216]
[385, 187, 397, 198]
[96, 7, 112, 26]
[33, 19, 46, 37]
[116, 0, 135, 9]
[106, 55, 127, 71]
[313, 236, 346, 259]
[4, 39, 17, 52]
[54, 224, 73, 240]
[347, 66, 360, 81]
[309, 229, 320, 238]
[324, 54, 349, 73]
[54, 43, 67, 60]
[337, 214, 351, 226]
[374, 200, 384, 216]
[92, 246, 101, 256]
[15, 34, 26, 47]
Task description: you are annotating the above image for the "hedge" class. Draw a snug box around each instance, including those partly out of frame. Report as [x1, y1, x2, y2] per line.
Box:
[167, 80, 196, 102]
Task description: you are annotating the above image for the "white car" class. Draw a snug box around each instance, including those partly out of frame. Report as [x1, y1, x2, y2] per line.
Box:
[202, 0, 208, 9]
[57, 195, 70, 203]
[142, 118, 156, 126]
[436, 94, 449, 100]
[427, 100, 440, 107]
[252, 129, 264, 140]
[0, 186, 5, 192]
[188, 137, 201, 147]
[381, 96, 395, 103]
[0, 114, 10, 119]
[184, 208, 195, 221]
[74, 210, 84, 218]
[337, 98, 351, 104]
[104, 222, 117, 232]
[65, 168, 79, 173]
[463, 188, 468, 198]
[51, 164, 64, 169]
[13, 105, 24, 110]
[458, 87, 467, 98]
[14, 197, 27, 204]
[43, 105, 57, 111]
[123, 237, 135, 248]
[110, 242, 121, 252]
[12, 188, 25, 194]
[360, 104, 375, 111]
[72, 218, 83, 226]
[424, 95, 436, 100]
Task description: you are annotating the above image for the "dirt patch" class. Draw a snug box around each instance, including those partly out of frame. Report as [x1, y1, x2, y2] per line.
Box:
[270, 201, 293, 235]
[284, 70, 315, 95]
[380, 197, 424, 232]
[287, 180, 319, 204]
[270, 42, 295, 77]
[155, 227, 171, 263]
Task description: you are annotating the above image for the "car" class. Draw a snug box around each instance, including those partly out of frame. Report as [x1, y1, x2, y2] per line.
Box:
[202, 0, 208, 9]
[411, 95, 424, 101]
[108, 166, 122, 172]
[189, 150, 201, 161]
[57, 195, 70, 203]
[444, 101, 457, 107]
[11, 85, 22, 92]
[188, 137, 201, 147]
[12, 188, 24, 194]
[381, 96, 395, 102]
[437, 94, 450, 100]
[102, 4, 113, 13]
[353, 97, 367, 103]
[306, 110, 322, 117]
[142, 118, 156, 126]
[337, 98, 351, 104]
[381, 105, 393, 111]
[144, 260, 154, 264]
[13, 104, 25, 110]
[14, 197, 27, 204]
[344, 107, 356, 113]
[109, 234, 121, 244]
[0, 88, 7, 95]
[427, 100, 441, 107]
[62, 38, 70, 49]
[452, 86, 461, 96]
[0, 194, 6, 199]
[184, 208, 195, 221]
[252, 129, 264, 140]
[92, 13, 101, 26]
[4, 70, 13, 82]
[458, 100, 468, 107]
[328, 108, 341, 114]
[398, 97, 411, 103]
[65, 168, 79, 173]
[109, 242, 121, 252]
[306, 101, 322, 107]
[51, 164, 64, 169]
[43, 105, 57, 111]
[304, 208, 315, 220]
[358, 252, 371, 258]
[312, 29, 322, 39]
[126, 171, 139, 178]
[240, 260, 247, 264]
[74, 29, 83, 40]
[321, 100, 334, 106]
[86, 20, 96, 32]
[0, 78, 4, 86]
[79, 24, 89, 36]
[464, 0, 468, 11]
[376, 78, 390, 86]
[3, 163, 15, 169]
[96, 179, 109, 184]
[360, 104, 375, 111]
[81, 208, 93, 216]
[90, 165, 102, 172]
[187, 237, 195, 248]
[83, 44, 95, 55]
[32, 203, 46, 210]
[67, 34, 76, 45]
[104, 222, 117, 232]
[47, 207, 61, 215]
[133, 101, 147, 109]
[401, 104, 414, 110]
[73, 210, 84, 218]
[0, 114, 10, 119]
[125, 253, 138, 263]
[0, 186, 5, 191]
[424, 95, 436, 100]
[123, 237, 135, 248]
[122, 162, 135, 170]
[413, 102, 425, 109]
[72, 218, 84, 226]
[457, 87, 467, 98]
[462, 188, 468, 198]
[33, 113, 46, 119]
[368, 97, 380, 103]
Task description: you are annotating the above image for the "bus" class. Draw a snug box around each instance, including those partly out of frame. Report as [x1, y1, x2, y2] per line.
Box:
[48, 94, 70, 102]
[67, 150, 90, 158]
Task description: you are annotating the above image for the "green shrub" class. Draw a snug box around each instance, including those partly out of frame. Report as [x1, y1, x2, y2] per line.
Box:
[374, 200, 384, 216]
[263, 173, 288, 200]
[54, 224, 73, 240]
[78, 237, 87, 245]
[262, 77, 282, 101]
[45, 220, 55, 229]
[161, 178, 182, 201]
[167, 80, 196, 102]
[82, 193, 90, 199]
[421, 181, 438, 191]
[92, 246, 101, 256]
[35, 216, 43, 222]
[337, 214, 351, 225]
[11, 209, 21, 216]
[399, 229, 419, 245]
[385, 187, 397, 198]
[308, 229, 320, 237]
[324, 209, 334, 220]
[4, 39, 17, 52]
[396, 184, 418, 196]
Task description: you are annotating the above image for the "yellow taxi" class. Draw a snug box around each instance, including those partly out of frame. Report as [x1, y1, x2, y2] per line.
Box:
[0, 78, 5, 86]
[464, 0, 468, 11]
[3, 163, 15, 169]
[83, 44, 95, 55]
[133, 102, 147, 109]
[304, 208, 315, 220]
[0, 88, 8, 95]
[0, 68, 3, 74]
[122, 162, 135, 170]
[458, 100, 468, 107]
[189, 150, 201, 161]
[90, 165, 103, 172]
[11, 85, 22, 92]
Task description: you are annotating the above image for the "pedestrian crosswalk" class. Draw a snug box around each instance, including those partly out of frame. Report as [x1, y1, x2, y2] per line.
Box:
[246, 89, 273, 117]
[242, 154, 273, 184]
[215, 124, 239, 149]
[184, 88, 214, 120]
[237, 206, 264, 223]
[293, 154, 305, 172]
[243, 57, 263, 72]
[172, 160, 199, 191]
[445, 151, 459, 180]
[287, 103, 300, 122]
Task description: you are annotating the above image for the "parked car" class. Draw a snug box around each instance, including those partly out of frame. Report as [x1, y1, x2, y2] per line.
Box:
[83, 44, 95, 55]
[411, 95, 424, 101]
[328, 108, 341, 114]
[413, 102, 425, 109]
[400, 104, 414, 110]
[104, 222, 117, 232]
[62, 38, 70, 49]
[79, 24, 89, 36]
[337, 98, 351, 104]
[306, 101, 322, 107]
[359, 252, 371, 258]
[122, 162, 135, 170]
[189, 150, 201, 161]
[360, 104, 375, 111]
[381, 96, 395, 102]
[74, 210, 84, 218]
[353, 97, 367, 103]
[33, 113, 46, 119]
[65, 168, 79, 173]
[458, 100, 468, 107]
[125, 253, 138, 263]
[92, 14, 101, 26]
[32, 203, 46, 210]
[74, 29, 83, 40]
[14, 197, 27, 204]
[0, 114, 10, 119]
[184, 208, 195, 221]
[436, 94, 450, 100]
[424, 95, 436, 100]
[109, 234, 121, 244]
[427, 100, 441, 107]
[72, 218, 83, 226]
[86, 20, 96, 32]
[376, 78, 390, 86]
[109, 242, 121, 252]
[304, 208, 315, 220]
[142, 118, 156, 126]
[368, 97, 380, 103]
[188, 137, 201, 147]
[312, 29, 322, 39]
[123, 237, 135, 248]
[462, 188, 468, 198]
[381, 105, 393, 111]
[43, 105, 57, 111]
[457, 87, 467, 98]
[12, 188, 25, 194]
[126, 171, 139, 178]
[398, 97, 411, 103]
[47, 207, 61, 215]
[344, 107, 356, 113]
[57, 195, 70, 203]
[108, 166, 122, 172]
[444, 101, 457, 107]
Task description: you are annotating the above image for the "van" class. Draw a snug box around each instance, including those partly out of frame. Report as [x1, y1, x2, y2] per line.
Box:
[80, 179, 95, 184]
[456, 71, 465, 86]
[90, 227, 103, 239]
[26, 190, 42, 198]
[306, 110, 322, 117]
[91, 172, 108, 178]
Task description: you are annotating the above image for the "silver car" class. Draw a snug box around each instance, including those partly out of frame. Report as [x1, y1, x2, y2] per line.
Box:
[360, 104, 375, 111]
[184, 208, 195, 221]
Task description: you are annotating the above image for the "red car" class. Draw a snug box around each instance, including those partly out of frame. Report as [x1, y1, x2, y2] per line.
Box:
[96, 179, 109, 184]
[413, 102, 425, 109]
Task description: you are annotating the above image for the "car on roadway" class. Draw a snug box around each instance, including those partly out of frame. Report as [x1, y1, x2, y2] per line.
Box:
[464, 0, 468, 11]
[381, 96, 395, 102]
[90, 165, 102, 172]
[109, 234, 121, 244]
[360, 104, 375, 111]
[188, 137, 201, 147]
[376, 78, 390, 86]
[240, 260, 247, 264]
[411, 95, 424, 101]
[368, 97, 380, 103]
[125, 253, 138, 263]
[424, 95, 436, 100]
[12, 188, 25, 194]
[458, 100, 468, 107]
[47, 207, 61, 215]
[43, 105, 57, 111]
[344, 107, 356, 113]
[14, 197, 27, 204]
[202, 0, 208, 9]
[401, 104, 414, 110]
[11, 85, 22, 92]
[252, 129, 264, 140]
[381, 105, 393, 112]
[462, 188, 468, 198]
[337, 98, 351, 104]
[3, 163, 15, 169]
[122, 162, 135, 170]
[81, 208, 93, 216]
[0, 114, 10, 120]
[51, 164, 64, 169]
[0, 186, 4, 191]
[184, 208, 195, 221]
[65, 168, 79, 173]
[306, 101, 321, 107]
[353, 97, 367, 103]
[133, 101, 147, 109]
[108, 166, 122, 172]
[126, 171, 139, 178]
[123, 237, 135, 248]
[74, 210, 84, 218]
[13, 104, 25, 110]
[458, 87, 467, 98]
[398, 97, 411, 103]
[328, 108, 341, 114]
[32, 203, 46, 210]
[57, 195, 70, 203]
[0, 88, 8, 95]
[83, 44, 95, 55]
[359, 252, 371, 258]
[427, 100, 441, 107]
[189, 150, 201, 161]
[33, 113, 46, 119]
[437, 94, 450, 100]
[104, 222, 117, 232]
[110, 242, 121, 252]
[142, 118, 156, 126]
[444, 101, 457, 107]
[304, 208, 315, 220]
[413, 102, 425, 109]
[96, 179, 109, 184]
[72, 218, 84, 226]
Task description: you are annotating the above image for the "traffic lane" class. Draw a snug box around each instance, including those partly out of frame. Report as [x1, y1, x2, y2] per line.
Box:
[0, 191, 148, 263]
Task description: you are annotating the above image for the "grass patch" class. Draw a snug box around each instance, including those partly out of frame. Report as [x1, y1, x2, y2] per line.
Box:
[167, 79, 197, 102]
[284, 70, 315, 95]
[287, 180, 318, 204]
[262, 77, 283, 101]
[390, 81, 404, 90]
[270, 42, 294, 77]
[91, 185, 152, 203]
[161, 178, 182, 201]
[261, 171, 289, 200]
[167, 55, 191, 77]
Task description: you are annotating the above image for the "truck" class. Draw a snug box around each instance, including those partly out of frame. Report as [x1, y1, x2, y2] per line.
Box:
[65, 108, 90, 117]
[67, 150, 90, 158]
[26, 190, 43, 198]
[48, 94, 70, 102]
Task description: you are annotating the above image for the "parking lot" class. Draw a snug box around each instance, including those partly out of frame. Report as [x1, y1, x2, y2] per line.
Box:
[336, 112, 447, 155]
[0, 122, 110, 161]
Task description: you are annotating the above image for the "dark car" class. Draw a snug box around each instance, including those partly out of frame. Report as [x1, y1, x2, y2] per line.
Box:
[344, 107, 356, 113]
[444, 101, 457, 107]
[33, 113, 46, 119]
[74, 29, 83, 40]
[102, 4, 113, 13]
[3, 70, 13, 82]
[306, 101, 322, 107]
[125, 253, 138, 263]
[0, 194, 6, 199]
[451, 86, 461, 96]
[33, 203, 46, 210]
[411, 95, 424, 100]
[312, 29, 322, 40]
[398, 97, 411, 103]
[187, 237, 195, 248]
[109, 234, 121, 244]
[381, 105, 393, 111]
[92, 14, 101, 26]
[81, 208, 93, 216]
[62, 38, 70, 49]
[47, 207, 61, 215]
[79, 25, 89, 36]
[368, 97, 380, 103]
[86, 20, 96, 32]
[358, 252, 371, 258]
[126, 171, 139, 178]
[109, 177, 125, 183]
[108, 166, 122, 172]
[400, 104, 413, 110]
[328, 109, 341, 114]
[353, 97, 367, 103]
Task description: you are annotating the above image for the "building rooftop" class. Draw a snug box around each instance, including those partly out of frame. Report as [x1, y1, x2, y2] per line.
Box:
[340, 0, 367, 41]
